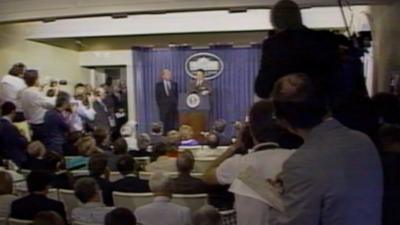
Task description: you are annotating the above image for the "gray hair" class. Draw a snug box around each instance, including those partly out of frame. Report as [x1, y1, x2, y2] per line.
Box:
[74, 177, 99, 203]
[270, 0, 303, 30]
[138, 133, 151, 149]
[193, 205, 222, 225]
[176, 151, 195, 174]
[149, 171, 171, 193]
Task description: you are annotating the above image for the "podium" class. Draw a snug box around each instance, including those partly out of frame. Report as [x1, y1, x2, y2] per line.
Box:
[178, 93, 210, 141]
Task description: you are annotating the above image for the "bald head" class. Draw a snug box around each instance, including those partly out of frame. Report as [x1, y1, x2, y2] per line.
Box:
[176, 151, 195, 174]
[271, 0, 303, 31]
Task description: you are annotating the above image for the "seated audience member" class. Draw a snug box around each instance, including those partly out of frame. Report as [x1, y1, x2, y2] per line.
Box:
[21, 141, 47, 171]
[171, 151, 207, 194]
[77, 136, 102, 156]
[135, 172, 192, 225]
[179, 125, 199, 146]
[166, 130, 181, 147]
[269, 74, 382, 225]
[0, 171, 18, 217]
[63, 131, 83, 156]
[112, 155, 149, 193]
[0, 63, 27, 122]
[150, 122, 164, 145]
[70, 84, 96, 132]
[146, 142, 177, 172]
[10, 171, 66, 221]
[43, 92, 72, 154]
[43, 151, 73, 189]
[211, 119, 231, 146]
[93, 127, 110, 152]
[33, 211, 65, 225]
[0, 102, 28, 166]
[203, 100, 295, 225]
[205, 132, 220, 150]
[72, 177, 114, 224]
[87, 153, 114, 206]
[378, 125, 400, 225]
[120, 121, 138, 150]
[129, 133, 152, 157]
[106, 138, 128, 171]
[193, 205, 222, 225]
[20, 70, 56, 142]
[105, 207, 137, 225]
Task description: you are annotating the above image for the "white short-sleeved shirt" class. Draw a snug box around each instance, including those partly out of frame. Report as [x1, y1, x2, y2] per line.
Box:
[0, 74, 27, 111]
[19, 87, 56, 124]
[216, 144, 295, 225]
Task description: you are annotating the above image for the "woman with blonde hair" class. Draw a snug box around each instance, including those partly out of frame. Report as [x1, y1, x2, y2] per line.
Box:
[179, 125, 199, 146]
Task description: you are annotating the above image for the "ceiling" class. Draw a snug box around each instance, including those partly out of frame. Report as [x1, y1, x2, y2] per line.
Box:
[0, 0, 393, 23]
[36, 31, 270, 51]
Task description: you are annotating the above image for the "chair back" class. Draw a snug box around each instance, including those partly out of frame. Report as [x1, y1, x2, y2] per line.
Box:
[0, 217, 6, 225]
[109, 172, 123, 182]
[220, 209, 236, 225]
[71, 170, 90, 177]
[19, 169, 31, 177]
[139, 171, 179, 180]
[113, 192, 154, 212]
[72, 221, 101, 225]
[48, 188, 59, 201]
[133, 157, 151, 171]
[194, 157, 215, 173]
[59, 189, 81, 220]
[8, 218, 33, 225]
[171, 193, 208, 212]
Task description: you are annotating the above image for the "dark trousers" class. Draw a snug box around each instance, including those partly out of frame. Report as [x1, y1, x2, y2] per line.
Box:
[160, 108, 178, 134]
[30, 123, 47, 143]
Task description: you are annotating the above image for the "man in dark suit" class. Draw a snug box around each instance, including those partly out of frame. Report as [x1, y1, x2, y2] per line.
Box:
[112, 155, 150, 192]
[188, 69, 212, 95]
[87, 153, 114, 206]
[10, 171, 67, 222]
[0, 102, 28, 166]
[171, 151, 208, 194]
[155, 69, 178, 133]
[255, 0, 339, 100]
[92, 87, 115, 131]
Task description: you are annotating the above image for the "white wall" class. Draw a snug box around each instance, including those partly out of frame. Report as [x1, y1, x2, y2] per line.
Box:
[0, 23, 90, 93]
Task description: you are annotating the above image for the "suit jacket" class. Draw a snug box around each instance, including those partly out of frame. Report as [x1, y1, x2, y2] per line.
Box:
[92, 100, 112, 130]
[112, 175, 150, 193]
[43, 109, 69, 154]
[188, 80, 212, 95]
[255, 28, 339, 99]
[155, 81, 178, 113]
[0, 118, 28, 166]
[270, 119, 383, 225]
[171, 174, 208, 194]
[10, 194, 66, 221]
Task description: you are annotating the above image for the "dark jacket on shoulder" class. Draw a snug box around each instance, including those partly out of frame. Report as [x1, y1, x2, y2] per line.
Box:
[10, 194, 66, 221]
[112, 175, 150, 193]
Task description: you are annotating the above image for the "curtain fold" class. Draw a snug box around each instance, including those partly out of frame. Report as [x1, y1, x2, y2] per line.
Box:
[133, 45, 262, 136]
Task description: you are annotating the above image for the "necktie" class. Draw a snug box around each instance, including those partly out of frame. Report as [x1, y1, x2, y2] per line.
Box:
[165, 81, 170, 96]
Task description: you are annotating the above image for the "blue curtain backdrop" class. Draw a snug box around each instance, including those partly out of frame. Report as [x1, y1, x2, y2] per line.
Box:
[133, 45, 262, 135]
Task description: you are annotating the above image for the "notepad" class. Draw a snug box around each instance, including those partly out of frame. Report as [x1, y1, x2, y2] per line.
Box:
[236, 166, 284, 212]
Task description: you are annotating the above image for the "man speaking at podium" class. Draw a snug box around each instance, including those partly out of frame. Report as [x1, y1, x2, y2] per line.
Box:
[155, 69, 178, 133]
[188, 69, 212, 96]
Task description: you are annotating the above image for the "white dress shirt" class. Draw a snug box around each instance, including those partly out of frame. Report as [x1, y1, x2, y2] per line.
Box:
[69, 98, 96, 131]
[163, 80, 171, 96]
[0, 74, 27, 111]
[135, 196, 192, 225]
[216, 143, 295, 225]
[72, 202, 114, 224]
[19, 86, 56, 124]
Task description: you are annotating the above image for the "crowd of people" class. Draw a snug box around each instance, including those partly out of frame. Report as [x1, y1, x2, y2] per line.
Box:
[0, 0, 398, 225]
